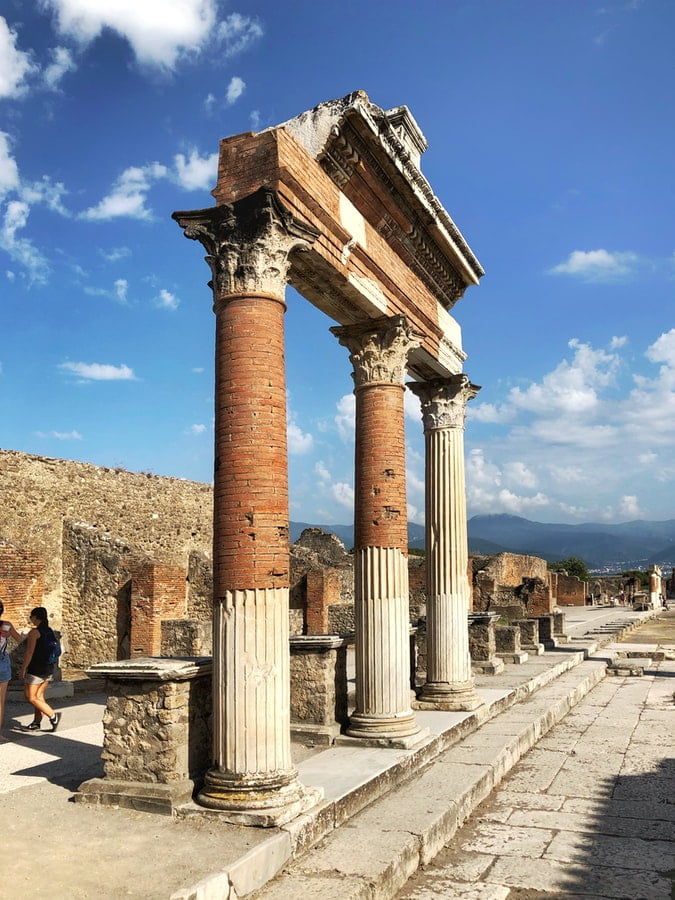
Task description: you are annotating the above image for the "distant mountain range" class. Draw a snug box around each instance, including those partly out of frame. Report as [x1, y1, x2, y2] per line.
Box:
[290, 515, 675, 572]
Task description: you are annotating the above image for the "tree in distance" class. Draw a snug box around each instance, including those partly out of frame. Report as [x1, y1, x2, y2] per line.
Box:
[548, 556, 590, 581]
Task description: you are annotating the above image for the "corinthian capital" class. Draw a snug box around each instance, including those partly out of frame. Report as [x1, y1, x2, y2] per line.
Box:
[408, 374, 480, 431]
[330, 315, 421, 388]
[172, 188, 319, 301]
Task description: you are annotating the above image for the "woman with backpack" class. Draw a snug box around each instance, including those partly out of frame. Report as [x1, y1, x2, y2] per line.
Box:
[20, 607, 61, 732]
[0, 600, 25, 741]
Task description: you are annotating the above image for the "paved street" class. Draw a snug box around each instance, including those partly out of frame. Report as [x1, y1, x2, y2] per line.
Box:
[398, 611, 675, 899]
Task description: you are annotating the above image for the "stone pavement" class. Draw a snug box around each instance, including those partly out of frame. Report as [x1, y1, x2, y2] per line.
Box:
[398, 647, 675, 897]
[0, 606, 669, 899]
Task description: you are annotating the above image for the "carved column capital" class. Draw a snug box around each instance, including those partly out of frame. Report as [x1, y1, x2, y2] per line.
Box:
[172, 188, 319, 302]
[408, 374, 480, 431]
[330, 315, 421, 388]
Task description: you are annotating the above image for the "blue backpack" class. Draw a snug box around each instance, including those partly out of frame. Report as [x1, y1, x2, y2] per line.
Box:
[45, 629, 62, 666]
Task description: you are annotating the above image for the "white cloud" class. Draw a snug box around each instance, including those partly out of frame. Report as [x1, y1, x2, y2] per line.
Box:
[173, 149, 218, 191]
[43, 45, 76, 89]
[288, 421, 314, 455]
[0, 17, 37, 98]
[0, 200, 49, 284]
[156, 288, 179, 310]
[646, 328, 675, 368]
[59, 361, 137, 380]
[187, 423, 206, 435]
[315, 460, 331, 482]
[217, 12, 263, 57]
[503, 461, 538, 490]
[250, 110, 261, 131]
[618, 495, 641, 518]
[99, 246, 131, 262]
[114, 278, 128, 303]
[225, 75, 245, 105]
[549, 249, 639, 282]
[331, 481, 354, 509]
[80, 162, 167, 220]
[43, 0, 217, 70]
[335, 393, 355, 441]
[0, 132, 20, 197]
[35, 429, 83, 440]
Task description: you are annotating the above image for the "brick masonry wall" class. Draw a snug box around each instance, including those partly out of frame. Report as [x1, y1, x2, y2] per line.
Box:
[0, 541, 45, 626]
[0, 449, 213, 621]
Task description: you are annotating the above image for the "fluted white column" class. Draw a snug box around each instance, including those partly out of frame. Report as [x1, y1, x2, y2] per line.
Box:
[409, 375, 484, 711]
[349, 546, 417, 736]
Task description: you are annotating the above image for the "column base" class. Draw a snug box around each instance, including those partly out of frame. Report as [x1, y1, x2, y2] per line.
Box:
[414, 681, 484, 712]
[197, 769, 323, 827]
[335, 727, 430, 750]
[341, 710, 429, 748]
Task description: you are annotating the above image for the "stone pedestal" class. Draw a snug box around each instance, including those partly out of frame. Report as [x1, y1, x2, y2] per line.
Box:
[468, 614, 504, 675]
[514, 618, 544, 655]
[76, 657, 212, 814]
[536, 615, 557, 649]
[495, 625, 529, 664]
[290, 635, 350, 745]
[553, 611, 569, 643]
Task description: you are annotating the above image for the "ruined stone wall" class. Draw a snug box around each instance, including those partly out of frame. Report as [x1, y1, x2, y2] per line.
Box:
[555, 573, 587, 606]
[475, 553, 548, 586]
[0, 449, 213, 618]
[61, 522, 134, 669]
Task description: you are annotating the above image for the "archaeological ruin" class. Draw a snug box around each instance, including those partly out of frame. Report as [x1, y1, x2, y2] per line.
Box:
[3, 92, 668, 829]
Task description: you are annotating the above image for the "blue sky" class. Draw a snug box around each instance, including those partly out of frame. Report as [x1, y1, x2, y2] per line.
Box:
[1, 0, 674, 528]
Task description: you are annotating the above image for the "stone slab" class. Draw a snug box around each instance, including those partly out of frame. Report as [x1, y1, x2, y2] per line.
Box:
[487, 855, 672, 899]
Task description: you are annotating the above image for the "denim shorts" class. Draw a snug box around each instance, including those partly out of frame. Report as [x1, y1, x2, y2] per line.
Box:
[0, 653, 11, 683]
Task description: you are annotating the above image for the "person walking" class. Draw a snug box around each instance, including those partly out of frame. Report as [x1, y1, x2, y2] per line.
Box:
[20, 607, 61, 732]
[0, 601, 25, 742]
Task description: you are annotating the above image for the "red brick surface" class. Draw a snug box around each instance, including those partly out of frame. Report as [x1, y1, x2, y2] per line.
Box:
[213, 294, 290, 594]
[354, 384, 408, 552]
[0, 544, 45, 627]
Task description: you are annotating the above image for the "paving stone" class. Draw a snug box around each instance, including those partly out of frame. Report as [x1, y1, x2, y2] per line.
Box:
[459, 822, 553, 857]
[562, 795, 675, 823]
[401, 879, 509, 899]
[487, 790, 565, 812]
[496, 749, 567, 793]
[544, 830, 675, 872]
[487, 856, 672, 898]
[506, 808, 675, 841]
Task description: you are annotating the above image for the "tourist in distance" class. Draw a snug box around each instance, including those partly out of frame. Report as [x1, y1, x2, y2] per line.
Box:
[20, 607, 61, 732]
[0, 601, 25, 742]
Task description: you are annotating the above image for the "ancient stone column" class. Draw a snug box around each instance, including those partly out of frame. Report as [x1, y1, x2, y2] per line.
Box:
[173, 189, 321, 825]
[331, 316, 426, 746]
[408, 375, 484, 710]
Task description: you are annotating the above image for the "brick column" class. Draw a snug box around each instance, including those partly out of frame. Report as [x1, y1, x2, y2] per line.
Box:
[173, 189, 322, 825]
[331, 316, 425, 746]
[408, 375, 484, 710]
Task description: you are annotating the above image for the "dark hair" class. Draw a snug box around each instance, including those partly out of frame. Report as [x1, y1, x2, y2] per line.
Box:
[30, 607, 49, 626]
[0, 600, 4, 619]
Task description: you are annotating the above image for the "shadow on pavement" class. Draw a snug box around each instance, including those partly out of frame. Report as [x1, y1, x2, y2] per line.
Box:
[554, 763, 675, 898]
